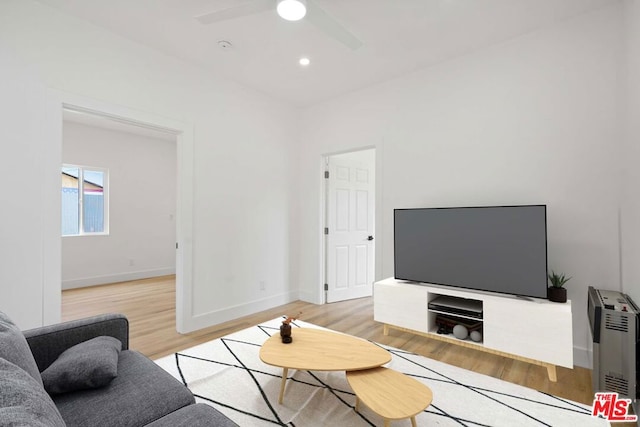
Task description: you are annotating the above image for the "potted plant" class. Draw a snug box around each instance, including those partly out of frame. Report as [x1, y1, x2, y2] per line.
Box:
[548, 270, 570, 303]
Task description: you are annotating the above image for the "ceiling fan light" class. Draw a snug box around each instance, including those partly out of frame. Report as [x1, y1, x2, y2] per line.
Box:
[277, 0, 307, 21]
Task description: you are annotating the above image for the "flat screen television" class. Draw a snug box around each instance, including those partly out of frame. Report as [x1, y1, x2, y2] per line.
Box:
[394, 205, 548, 299]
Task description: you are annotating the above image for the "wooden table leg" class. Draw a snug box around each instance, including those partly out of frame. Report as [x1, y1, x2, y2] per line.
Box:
[355, 396, 361, 412]
[383, 324, 389, 336]
[278, 367, 289, 404]
[383, 419, 390, 427]
[411, 415, 417, 427]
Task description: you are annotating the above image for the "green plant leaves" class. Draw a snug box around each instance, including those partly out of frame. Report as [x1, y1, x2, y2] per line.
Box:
[548, 270, 571, 288]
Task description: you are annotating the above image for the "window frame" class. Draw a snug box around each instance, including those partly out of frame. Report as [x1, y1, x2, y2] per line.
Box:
[62, 163, 110, 237]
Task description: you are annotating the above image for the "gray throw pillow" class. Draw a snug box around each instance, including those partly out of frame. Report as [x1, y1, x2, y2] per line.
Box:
[42, 336, 122, 395]
[0, 310, 43, 386]
[0, 357, 67, 427]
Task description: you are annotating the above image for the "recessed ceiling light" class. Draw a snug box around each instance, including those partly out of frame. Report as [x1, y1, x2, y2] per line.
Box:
[299, 57, 310, 66]
[277, 0, 307, 21]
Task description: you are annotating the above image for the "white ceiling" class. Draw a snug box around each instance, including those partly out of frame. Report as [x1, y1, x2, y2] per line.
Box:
[38, 0, 614, 107]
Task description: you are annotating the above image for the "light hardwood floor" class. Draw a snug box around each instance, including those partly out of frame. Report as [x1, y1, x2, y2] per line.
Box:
[62, 275, 594, 406]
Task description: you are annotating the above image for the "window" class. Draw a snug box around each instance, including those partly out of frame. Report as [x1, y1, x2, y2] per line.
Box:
[62, 165, 109, 236]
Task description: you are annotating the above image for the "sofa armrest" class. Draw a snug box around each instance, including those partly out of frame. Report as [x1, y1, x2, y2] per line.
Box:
[23, 313, 129, 372]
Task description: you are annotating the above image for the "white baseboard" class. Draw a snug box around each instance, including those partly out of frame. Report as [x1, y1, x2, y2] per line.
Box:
[62, 268, 176, 290]
[181, 291, 298, 333]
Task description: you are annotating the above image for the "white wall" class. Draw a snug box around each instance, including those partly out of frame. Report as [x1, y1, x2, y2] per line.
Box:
[296, 5, 623, 367]
[0, 40, 49, 328]
[622, 0, 640, 305]
[0, 0, 297, 329]
[62, 121, 177, 289]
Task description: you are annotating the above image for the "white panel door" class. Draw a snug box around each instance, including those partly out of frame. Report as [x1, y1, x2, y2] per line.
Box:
[326, 152, 375, 303]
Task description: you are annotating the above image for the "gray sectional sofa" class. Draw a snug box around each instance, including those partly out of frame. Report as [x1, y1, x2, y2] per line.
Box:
[0, 311, 237, 426]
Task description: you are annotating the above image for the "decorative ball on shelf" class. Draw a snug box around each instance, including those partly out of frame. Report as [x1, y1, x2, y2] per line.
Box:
[470, 330, 482, 342]
[453, 324, 468, 340]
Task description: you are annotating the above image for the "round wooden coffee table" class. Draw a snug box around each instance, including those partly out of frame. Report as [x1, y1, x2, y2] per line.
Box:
[346, 367, 433, 427]
[259, 328, 391, 403]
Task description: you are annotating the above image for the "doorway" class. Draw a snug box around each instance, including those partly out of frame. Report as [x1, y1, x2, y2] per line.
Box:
[60, 108, 178, 313]
[323, 148, 376, 303]
[44, 91, 195, 333]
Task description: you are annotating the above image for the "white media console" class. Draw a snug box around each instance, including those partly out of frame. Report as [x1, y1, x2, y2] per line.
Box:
[374, 277, 573, 381]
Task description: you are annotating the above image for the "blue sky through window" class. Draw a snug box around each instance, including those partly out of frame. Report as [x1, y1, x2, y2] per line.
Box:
[62, 167, 104, 187]
[83, 170, 103, 187]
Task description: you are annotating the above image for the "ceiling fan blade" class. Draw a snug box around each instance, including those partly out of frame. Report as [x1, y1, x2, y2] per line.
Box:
[305, 0, 363, 50]
[195, 0, 274, 25]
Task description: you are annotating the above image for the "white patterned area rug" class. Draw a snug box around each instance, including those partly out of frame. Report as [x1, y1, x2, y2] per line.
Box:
[155, 318, 608, 427]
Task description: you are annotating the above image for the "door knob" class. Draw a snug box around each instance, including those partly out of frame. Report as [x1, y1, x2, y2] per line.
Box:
[368, 236, 374, 241]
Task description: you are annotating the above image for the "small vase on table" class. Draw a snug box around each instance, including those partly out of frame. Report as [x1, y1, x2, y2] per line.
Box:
[280, 322, 292, 344]
[279, 312, 301, 344]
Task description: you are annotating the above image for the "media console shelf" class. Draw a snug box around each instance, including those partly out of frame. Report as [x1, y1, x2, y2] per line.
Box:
[374, 278, 574, 381]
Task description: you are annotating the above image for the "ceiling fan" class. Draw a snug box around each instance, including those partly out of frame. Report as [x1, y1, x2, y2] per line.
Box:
[195, 0, 363, 50]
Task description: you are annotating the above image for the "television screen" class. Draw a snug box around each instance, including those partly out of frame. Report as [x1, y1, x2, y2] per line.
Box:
[394, 205, 548, 299]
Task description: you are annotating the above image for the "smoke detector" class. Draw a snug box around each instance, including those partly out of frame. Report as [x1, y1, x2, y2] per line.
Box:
[217, 40, 233, 51]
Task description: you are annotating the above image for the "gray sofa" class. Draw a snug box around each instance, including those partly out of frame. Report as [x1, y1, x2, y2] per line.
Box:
[0, 311, 237, 427]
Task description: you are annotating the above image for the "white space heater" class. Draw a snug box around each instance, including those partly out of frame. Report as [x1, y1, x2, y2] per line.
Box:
[588, 286, 639, 407]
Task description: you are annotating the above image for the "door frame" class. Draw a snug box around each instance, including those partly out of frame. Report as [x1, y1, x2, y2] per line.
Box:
[320, 146, 376, 303]
[43, 90, 195, 333]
